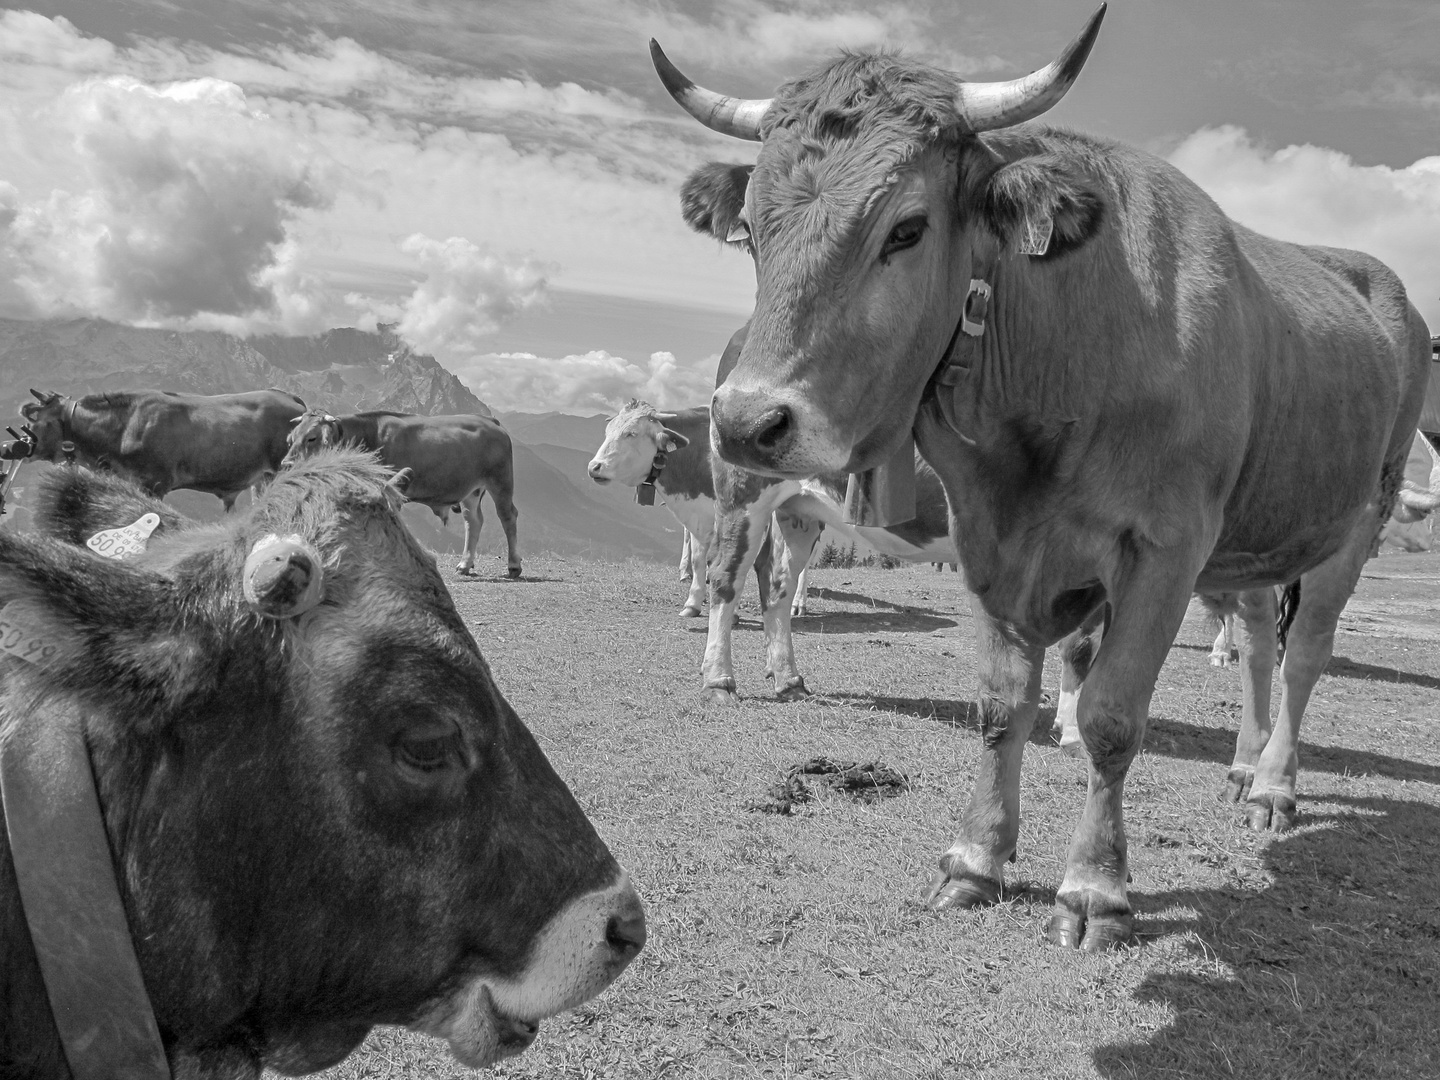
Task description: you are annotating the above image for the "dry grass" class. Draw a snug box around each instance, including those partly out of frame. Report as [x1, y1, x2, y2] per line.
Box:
[304, 553, 1440, 1080]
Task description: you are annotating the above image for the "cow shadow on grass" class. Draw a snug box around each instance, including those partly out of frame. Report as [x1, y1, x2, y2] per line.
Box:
[1172, 643, 1440, 692]
[793, 610, 958, 634]
[1093, 793, 1440, 1080]
[1144, 714, 1440, 788]
[816, 691, 1066, 749]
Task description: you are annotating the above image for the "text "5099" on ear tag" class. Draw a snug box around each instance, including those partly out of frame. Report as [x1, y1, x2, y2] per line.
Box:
[86, 512, 161, 561]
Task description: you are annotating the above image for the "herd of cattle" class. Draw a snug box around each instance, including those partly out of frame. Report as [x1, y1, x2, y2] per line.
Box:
[5, 6, 1440, 1076]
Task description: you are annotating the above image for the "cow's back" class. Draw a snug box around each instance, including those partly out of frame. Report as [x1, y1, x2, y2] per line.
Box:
[367, 413, 513, 505]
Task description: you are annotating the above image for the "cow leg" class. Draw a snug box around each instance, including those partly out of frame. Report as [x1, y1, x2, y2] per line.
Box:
[680, 519, 715, 618]
[1054, 604, 1106, 758]
[927, 596, 1045, 911]
[1242, 517, 1374, 832]
[1049, 552, 1203, 950]
[679, 529, 693, 583]
[792, 522, 819, 616]
[1200, 592, 1240, 667]
[762, 510, 823, 700]
[701, 503, 770, 703]
[487, 482, 523, 579]
[456, 492, 483, 575]
[1219, 587, 1279, 809]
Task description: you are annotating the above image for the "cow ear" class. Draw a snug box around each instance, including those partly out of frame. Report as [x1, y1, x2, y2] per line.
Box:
[658, 427, 690, 453]
[19, 401, 38, 422]
[976, 154, 1104, 257]
[681, 162, 753, 243]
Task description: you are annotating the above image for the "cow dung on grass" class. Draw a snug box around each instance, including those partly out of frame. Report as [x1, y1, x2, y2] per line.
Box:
[749, 757, 910, 815]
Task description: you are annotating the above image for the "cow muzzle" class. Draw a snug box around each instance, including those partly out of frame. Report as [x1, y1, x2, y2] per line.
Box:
[418, 874, 645, 1067]
[711, 384, 847, 477]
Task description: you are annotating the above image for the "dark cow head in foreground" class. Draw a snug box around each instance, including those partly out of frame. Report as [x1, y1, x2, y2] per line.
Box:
[0, 452, 643, 1076]
[283, 408, 345, 464]
[587, 400, 692, 486]
[655, 7, 1106, 475]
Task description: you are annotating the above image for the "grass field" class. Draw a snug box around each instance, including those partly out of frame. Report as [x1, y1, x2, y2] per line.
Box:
[309, 551, 1440, 1080]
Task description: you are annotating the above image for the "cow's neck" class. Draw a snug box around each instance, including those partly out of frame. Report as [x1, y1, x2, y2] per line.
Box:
[68, 397, 131, 464]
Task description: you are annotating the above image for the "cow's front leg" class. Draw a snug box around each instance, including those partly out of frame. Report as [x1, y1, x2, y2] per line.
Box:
[762, 511, 822, 700]
[456, 491, 484, 575]
[701, 504, 769, 703]
[1049, 553, 1201, 951]
[1243, 515, 1374, 831]
[1054, 604, 1105, 758]
[680, 520, 714, 618]
[1221, 587, 1278, 807]
[928, 597, 1045, 910]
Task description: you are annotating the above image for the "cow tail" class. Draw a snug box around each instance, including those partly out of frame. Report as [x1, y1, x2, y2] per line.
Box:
[1275, 581, 1302, 666]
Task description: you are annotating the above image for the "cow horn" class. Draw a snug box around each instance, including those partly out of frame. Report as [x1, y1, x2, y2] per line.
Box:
[952, 4, 1106, 133]
[243, 533, 325, 619]
[28, 388, 51, 403]
[650, 40, 771, 142]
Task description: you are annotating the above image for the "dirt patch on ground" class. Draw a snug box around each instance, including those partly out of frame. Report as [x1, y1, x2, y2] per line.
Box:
[748, 757, 910, 815]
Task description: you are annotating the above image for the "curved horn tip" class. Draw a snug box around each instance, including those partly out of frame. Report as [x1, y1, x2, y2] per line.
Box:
[243, 533, 325, 618]
[1059, 4, 1108, 83]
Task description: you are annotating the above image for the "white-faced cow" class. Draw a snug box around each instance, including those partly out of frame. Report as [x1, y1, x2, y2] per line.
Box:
[588, 394, 957, 700]
[20, 389, 307, 510]
[284, 410, 522, 578]
[0, 453, 643, 1077]
[656, 4, 1431, 950]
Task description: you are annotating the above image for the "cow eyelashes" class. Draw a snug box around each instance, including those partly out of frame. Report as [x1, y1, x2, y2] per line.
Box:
[881, 215, 927, 259]
[394, 731, 462, 774]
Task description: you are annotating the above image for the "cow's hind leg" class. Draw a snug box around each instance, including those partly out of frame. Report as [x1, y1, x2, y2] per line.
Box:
[1055, 604, 1106, 758]
[456, 491, 484, 575]
[928, 598, 1045, 911]
[1240, 517, 1374, 832]
[1220, 587, 1278, 808]
[487, 480, 523, 578]
[1049, 547, 1206, 950]
[1200, 592, 1240, 667]
[702, 502, 770, 703]
[792, 522, 819, 616]
[680, 519, 714, 618]
[762, 510, 822, 700]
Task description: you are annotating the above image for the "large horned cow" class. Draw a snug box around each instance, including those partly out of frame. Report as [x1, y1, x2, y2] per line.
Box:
[654, 5, 1432, 949]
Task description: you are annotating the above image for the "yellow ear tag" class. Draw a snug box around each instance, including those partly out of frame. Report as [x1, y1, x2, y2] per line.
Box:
[1017, 215, 1053, 257]
[86, 512, 161, 561]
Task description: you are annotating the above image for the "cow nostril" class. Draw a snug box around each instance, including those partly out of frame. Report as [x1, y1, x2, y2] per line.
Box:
[753, 406, 793, 452]
[605, 911, 647, 957]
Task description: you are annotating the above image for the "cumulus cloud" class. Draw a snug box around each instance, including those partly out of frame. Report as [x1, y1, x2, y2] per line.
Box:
[448, 347, 716, 414]
[1169, 126, 1440, 326]
[0, 74, 336, 325]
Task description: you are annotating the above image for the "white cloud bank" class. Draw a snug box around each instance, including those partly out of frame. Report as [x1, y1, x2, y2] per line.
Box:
[1170, 126, 1440, 327]
[450, 348, 717, 415]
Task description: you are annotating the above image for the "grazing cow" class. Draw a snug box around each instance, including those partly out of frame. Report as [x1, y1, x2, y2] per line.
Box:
[20, 389, 306, 510]
[656, 4, 1430, 949]
[0, 454, 643, 1076]
[284, 410, 522, 577]
[588, 399, 956, 699]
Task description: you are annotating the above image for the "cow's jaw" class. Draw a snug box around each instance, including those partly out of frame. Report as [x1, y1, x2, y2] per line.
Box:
[417, 874, 645, 1066]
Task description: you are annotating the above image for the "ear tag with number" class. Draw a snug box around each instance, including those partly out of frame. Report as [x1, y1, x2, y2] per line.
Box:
[1017, 215, 1053, 257]
[0, 600, 63, 669]
[86, 512, 161, 561]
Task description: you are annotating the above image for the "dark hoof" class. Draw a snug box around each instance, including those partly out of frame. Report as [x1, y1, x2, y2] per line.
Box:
[925, 869, 1001, 911]
[1047, 903, 1133, 951]
[455, 566, 475, 577]
[1244, 793, 1297, 833]
[1220, 767, 1254, 804]
[507, 566, 522, 579]
[775, 678, 810, 702]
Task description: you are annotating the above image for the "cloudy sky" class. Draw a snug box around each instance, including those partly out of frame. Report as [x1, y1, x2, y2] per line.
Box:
[2, 0, 1438, 413]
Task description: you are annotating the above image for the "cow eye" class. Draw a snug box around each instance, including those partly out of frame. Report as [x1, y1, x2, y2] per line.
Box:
[881, 215, 927, 259]
[394, 731, 459, 773]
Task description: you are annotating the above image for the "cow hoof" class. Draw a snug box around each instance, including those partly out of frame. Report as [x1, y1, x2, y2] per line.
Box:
[925, 869, 1001, 911]
[1047, 904, 1133, 951]
[1221, 767, 1254, 805]
[1244, 793, 1297, 833]
[455, 564, 475, 576]
[704, 679, 739, 705]
[1208, 653, 1229, 668]
[507, 566, 522, 579]
[679, 605, 703, 618]
[775, 678, 810, 702]
[1058, 734, 1087, 759]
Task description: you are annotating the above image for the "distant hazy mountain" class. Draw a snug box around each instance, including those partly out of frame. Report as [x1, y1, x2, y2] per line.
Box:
[497, 411, 609, 454]
[0, 317, 676, 562]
